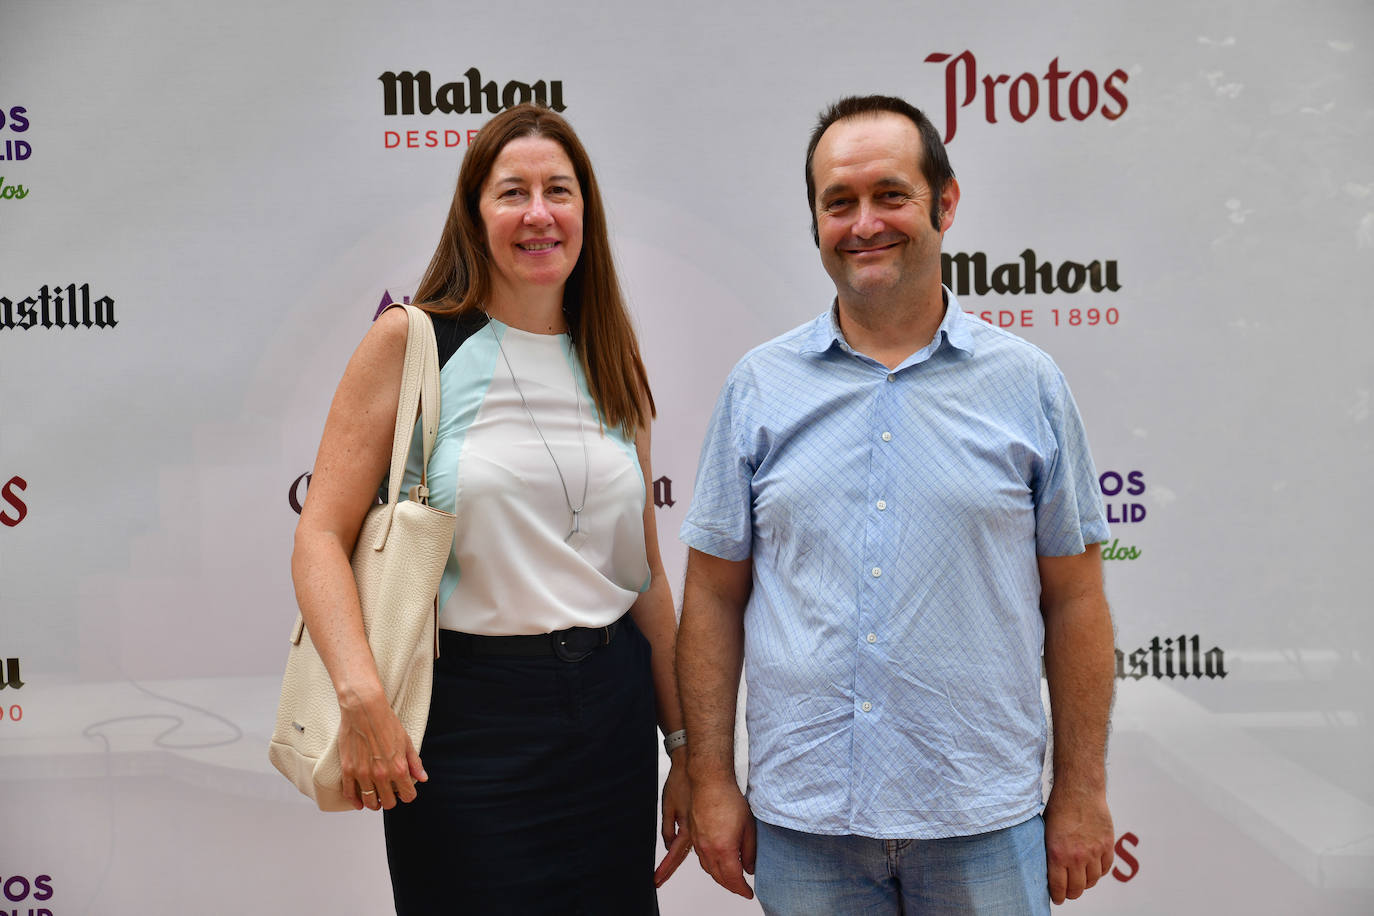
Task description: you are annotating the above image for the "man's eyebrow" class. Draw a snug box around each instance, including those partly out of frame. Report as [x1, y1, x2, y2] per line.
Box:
[819, 177, 913, 199]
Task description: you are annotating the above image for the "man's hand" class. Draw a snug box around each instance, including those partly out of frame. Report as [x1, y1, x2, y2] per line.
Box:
[1044, 785, 1114, 904]
[689, 775, 756, 899]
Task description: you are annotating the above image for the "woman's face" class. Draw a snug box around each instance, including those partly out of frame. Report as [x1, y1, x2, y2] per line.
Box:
[478, 135, 584, 300]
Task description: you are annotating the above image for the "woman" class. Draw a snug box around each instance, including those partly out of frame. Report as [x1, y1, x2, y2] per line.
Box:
[291, 103, 690, 914]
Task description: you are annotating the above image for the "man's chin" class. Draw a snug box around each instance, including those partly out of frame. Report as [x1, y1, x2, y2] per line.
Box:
[844, 269, 901, 299]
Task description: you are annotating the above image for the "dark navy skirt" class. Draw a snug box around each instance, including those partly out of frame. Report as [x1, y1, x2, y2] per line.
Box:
[383, 615, 659, 915]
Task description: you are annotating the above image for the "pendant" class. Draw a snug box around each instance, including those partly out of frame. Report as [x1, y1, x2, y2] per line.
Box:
[565, 511, 589, 551]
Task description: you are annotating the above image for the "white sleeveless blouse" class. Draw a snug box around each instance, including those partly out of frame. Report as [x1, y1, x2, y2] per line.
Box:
[401, 317, 649, 635]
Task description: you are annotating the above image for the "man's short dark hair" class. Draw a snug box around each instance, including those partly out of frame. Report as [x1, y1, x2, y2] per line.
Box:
[805, 95, 956, 244]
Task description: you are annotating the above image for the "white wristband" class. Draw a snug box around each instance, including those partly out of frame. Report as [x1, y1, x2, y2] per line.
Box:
[663, 729, 687, 755]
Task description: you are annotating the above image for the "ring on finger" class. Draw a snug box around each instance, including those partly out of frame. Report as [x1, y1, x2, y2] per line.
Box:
[361, 788, 377, 797]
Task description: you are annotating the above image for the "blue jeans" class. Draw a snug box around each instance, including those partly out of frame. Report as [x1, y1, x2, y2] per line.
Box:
[755, 815, 1050, 915]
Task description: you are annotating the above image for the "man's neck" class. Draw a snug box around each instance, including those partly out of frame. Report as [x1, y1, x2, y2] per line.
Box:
[834, 286, 946, 370]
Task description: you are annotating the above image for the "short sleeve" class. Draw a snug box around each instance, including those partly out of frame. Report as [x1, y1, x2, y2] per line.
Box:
[680, 373, 755, 561]
[1033, 369, 1109, 556]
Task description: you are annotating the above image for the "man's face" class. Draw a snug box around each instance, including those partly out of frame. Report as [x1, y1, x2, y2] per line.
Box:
[811, 113, 958, 307]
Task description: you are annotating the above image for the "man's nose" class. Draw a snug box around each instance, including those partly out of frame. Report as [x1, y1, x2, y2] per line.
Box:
[853, 199, 885, 238]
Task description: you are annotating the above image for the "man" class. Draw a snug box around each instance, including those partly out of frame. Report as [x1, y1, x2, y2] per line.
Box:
[676, 95, 1116, 914]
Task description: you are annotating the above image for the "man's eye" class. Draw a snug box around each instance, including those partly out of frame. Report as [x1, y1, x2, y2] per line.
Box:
[824, 199, 851, 211]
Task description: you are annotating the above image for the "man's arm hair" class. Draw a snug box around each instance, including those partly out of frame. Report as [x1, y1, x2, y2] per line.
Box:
[677, 547, 757, 899]
[678, 547, 753, 782]
[1040, 543, 1116, 904]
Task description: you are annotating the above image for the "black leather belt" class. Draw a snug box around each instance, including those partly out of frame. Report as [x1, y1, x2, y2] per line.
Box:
[441, 620, 621, 662]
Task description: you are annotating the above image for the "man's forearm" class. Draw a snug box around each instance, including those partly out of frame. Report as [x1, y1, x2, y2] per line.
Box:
[1040, 547, 1114, 788]
[1044, 595, 1114, 789]
[1039, 547, 1116, 902]
[677, 549, 751, 784]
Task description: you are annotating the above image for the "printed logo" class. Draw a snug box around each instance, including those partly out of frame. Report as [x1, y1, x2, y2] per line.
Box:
[1, 873, 53, 913]
[0, 285, 117, 331]
[288, 472, 312, 515]
[379, 68, 566, 151]
[1, 105, 31, 161]
[1100, 469, 1146, 525]
[288, 471, 381, 516]
[948, 249, 1123, 330]
[2, 104, 33, 201]
[1115, 635, 1228, 680]
[0, 657, 24, 726]
[1112, 832, 1140, 882]
[1, 476, 27, 527]
[1098, 469, 1145, 561]
[652, 476, 675, 509]
[0, 657, 22, 690]
[923, 51, 1129, 143]
[945, 250, 1120, 297]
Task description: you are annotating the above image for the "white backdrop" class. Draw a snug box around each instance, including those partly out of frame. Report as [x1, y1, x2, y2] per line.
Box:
[2, 0, 1372, 913]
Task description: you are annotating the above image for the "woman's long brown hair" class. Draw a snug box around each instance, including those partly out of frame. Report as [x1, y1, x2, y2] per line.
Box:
[412, 103, 654, 436]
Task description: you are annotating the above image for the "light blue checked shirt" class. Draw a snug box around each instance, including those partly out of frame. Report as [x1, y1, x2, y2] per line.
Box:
[681, 290, 1109, 839]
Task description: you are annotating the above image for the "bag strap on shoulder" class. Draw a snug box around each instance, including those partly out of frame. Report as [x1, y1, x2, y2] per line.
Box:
[373, 303, 441, 551]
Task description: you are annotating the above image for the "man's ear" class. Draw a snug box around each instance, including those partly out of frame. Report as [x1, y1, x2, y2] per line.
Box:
[937, 178, 961, 233]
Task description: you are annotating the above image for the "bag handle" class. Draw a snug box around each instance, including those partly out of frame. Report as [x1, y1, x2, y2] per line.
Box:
[372, 303, 441, 552]
[289, 305, 440, 648]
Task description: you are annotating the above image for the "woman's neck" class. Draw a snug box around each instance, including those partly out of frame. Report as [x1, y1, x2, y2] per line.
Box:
[486, 283, 567, 335]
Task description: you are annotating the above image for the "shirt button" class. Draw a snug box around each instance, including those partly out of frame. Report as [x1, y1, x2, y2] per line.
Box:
[861, 701, 873, 712]
[871, 567, 882, 578]
[876, 499, 887, 511]
[887, 373, 895, 382]
[866, 633, 877, 644]
[881, 431, 893, 442]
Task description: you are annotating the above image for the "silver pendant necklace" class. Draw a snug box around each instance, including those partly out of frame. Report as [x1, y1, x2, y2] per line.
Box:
[488, 318, 590, 549]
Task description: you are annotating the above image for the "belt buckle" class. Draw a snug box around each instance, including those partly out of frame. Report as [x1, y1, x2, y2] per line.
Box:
[553, 627, 597, 662]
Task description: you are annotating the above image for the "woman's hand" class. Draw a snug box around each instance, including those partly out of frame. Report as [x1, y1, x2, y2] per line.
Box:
[336, 682, 428, 811]
[654, 748, 693, 886]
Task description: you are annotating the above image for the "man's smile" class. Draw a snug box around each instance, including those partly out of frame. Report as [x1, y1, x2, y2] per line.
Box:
[843, 242, 901, 257]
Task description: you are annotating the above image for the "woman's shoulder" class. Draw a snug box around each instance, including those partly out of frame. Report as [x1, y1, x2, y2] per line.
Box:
[430, 309, 490, 369]
[358, 306, 411, 364]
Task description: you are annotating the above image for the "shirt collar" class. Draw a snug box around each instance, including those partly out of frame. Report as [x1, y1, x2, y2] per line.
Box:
[938, 287, 976, 356]
[799, 286, 976, 359]
[798, 303, 847, 357]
